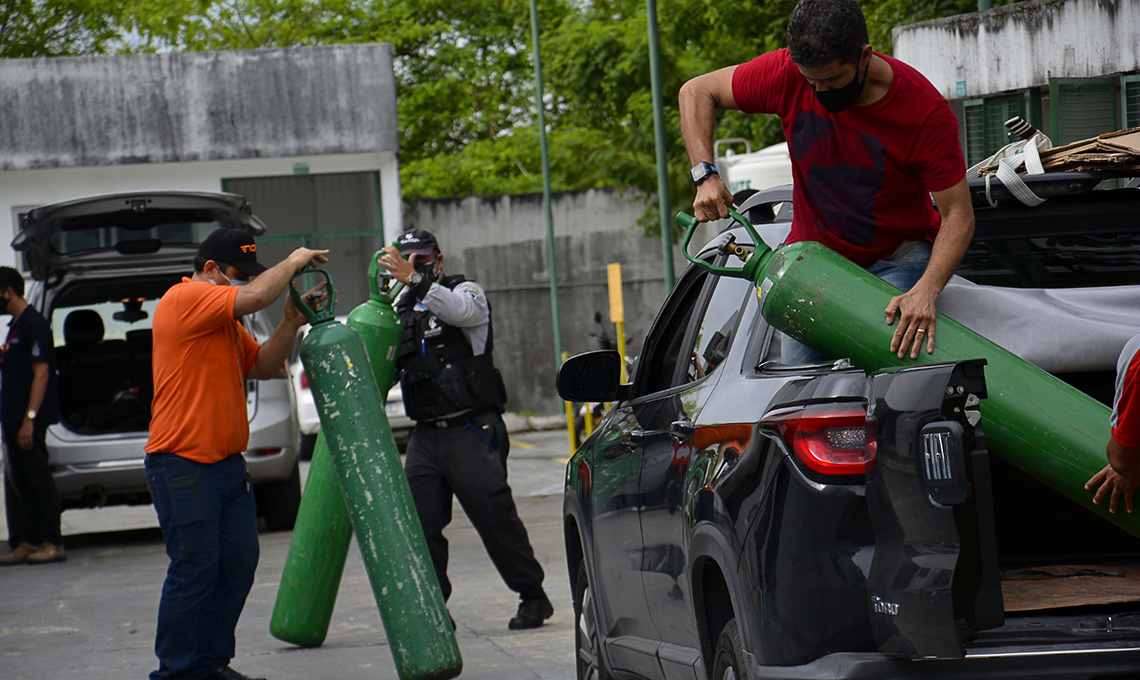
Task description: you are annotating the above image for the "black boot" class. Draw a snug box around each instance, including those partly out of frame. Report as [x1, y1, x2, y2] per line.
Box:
[508, 593, 554, 630]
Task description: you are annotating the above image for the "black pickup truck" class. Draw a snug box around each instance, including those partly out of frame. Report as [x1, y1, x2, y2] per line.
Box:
[559, 172, 1140, 680]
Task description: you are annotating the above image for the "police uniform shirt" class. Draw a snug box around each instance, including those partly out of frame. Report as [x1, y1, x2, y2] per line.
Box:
[1, 306, 60, 425]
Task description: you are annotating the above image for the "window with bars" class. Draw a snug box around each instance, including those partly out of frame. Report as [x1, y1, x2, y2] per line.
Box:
[961, 95, 1026, 165]
[1049, 77, 1119, 145]
[1124, 75, 1140, 128]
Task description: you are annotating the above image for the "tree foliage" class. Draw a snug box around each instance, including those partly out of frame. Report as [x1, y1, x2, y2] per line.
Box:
[3, 0, 1021, 233]
[0, 0, 128, 57]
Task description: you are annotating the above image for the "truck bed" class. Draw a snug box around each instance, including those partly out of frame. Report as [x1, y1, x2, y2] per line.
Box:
[1002, 565, 1140, 612]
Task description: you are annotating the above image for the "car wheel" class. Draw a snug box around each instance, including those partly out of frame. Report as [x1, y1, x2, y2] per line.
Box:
[299, 433, 317, 461]
[256, 461, 302, 531]
[711, 618, 748, 680]
[574, 561, 612, 680]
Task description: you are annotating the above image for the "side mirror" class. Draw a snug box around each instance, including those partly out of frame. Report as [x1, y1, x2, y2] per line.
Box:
[557, 350, 628, 403]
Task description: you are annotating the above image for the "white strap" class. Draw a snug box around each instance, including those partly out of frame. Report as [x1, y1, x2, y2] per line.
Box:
[1022, 133, 1046, 175]
[994, 158, 1046, 206]
[983, 132, 1051, 207]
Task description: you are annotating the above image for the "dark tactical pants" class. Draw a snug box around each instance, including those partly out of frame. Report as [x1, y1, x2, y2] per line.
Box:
[404, 410, 545, 601]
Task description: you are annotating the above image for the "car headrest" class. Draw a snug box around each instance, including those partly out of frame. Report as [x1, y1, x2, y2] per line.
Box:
[64, 309, 104, 345]
[125, 328, 153, 347]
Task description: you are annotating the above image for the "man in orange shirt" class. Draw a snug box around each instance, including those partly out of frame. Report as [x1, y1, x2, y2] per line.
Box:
[145, 228, 327, 680]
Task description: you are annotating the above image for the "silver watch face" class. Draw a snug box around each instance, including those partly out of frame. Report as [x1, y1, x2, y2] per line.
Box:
[409, 272, 423, 285]
[691, 162, 718, 184]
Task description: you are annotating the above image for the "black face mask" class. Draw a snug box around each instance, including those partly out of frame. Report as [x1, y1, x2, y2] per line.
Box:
[414, 260, 440, 281]
[812, 62, 868, 113]
[0, 294, 9, 316]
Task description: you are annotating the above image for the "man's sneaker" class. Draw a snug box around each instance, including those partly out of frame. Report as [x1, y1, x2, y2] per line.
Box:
[199, 667, 266, 680]
[0, 542, 35, 566]
[508, 594, 554, 630]
[25, 542, 66, 565]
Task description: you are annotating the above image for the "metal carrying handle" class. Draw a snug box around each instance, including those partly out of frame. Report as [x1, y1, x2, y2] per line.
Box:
[288, 267, 337, 325]
[675, 208, 771, 281]
[367, 248, 405, 303]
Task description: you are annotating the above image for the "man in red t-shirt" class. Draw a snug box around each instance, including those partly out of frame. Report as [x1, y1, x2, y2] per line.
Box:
[679, 0, 975, 362]
[1086, 335, 1140, 514]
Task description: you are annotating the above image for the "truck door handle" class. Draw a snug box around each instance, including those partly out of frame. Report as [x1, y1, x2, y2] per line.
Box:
[622, 430, 645, 449]
[669, 420, 695, 444]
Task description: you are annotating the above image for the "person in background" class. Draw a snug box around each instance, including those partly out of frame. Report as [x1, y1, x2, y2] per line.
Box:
[379, 228, 554, 630]
[0, 266, 64, 566]
[1086, 333, 1140, 514]
[144, 229, 327, 680]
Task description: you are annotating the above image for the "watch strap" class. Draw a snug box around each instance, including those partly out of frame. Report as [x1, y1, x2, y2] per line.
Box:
[410, 272, 433, 300]
[691, 161, 719, 186]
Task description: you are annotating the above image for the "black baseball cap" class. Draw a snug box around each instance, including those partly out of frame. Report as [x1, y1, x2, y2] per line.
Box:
[198, 228, 267, 276]
[397, 229, 439, 257]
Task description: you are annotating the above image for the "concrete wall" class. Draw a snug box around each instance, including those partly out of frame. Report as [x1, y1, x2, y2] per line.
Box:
[0, 44, 399, 169]
[409, 190, 715, 415]
[894, 0, 1140, 99]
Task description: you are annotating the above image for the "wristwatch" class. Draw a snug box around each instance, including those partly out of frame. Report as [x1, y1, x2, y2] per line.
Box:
[409, 271, 424, 286]
[690, 161, 719, 186]
[25, 409, 36, 420]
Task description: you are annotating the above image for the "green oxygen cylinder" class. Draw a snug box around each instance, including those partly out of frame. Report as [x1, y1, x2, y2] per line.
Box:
[282, 268, 461, 680]
[271, 253, 407, 647]
[676, 210, 1140, 539]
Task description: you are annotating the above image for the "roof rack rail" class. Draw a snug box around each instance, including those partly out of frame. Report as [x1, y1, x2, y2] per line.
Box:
[967, 171, 1136, 208]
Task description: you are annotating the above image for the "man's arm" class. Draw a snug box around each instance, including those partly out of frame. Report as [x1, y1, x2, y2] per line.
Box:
[17, 361, 49, 450]
[232, 247, 329, 319]
[679, 66, 740, 222]
[246, 282, 323, 380]
[420, 282, 488, 328]
[885, 178, 975, 359]
[1086, 438, 1140, 514]
[376, 248, 488, 328]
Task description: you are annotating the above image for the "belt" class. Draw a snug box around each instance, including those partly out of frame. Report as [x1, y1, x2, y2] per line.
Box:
[422, 409, 490, 429]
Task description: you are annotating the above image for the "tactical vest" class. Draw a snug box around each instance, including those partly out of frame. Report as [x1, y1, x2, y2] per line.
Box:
[396, 274, 508, 422]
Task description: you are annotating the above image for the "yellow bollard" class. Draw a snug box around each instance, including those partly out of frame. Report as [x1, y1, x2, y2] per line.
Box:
[607, 263, 628, 384]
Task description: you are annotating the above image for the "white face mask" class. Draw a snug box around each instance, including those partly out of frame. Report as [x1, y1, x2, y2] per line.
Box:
[213, 267, 247, 287]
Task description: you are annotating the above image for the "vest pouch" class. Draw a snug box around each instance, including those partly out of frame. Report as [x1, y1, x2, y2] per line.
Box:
[436, 362, 477, 414]
[403, 371, 440, 421]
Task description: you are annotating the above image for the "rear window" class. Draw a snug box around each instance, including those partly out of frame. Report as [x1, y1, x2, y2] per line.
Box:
[957, 232, 1140, 288]
[957, 189, 1140, 289]
[51, 210, 226, 255]
[51, 299, 157, 344]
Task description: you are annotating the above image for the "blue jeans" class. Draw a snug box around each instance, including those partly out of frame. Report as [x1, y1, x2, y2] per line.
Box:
[781, 242, 933, 365]
[145, 453, 259, 680]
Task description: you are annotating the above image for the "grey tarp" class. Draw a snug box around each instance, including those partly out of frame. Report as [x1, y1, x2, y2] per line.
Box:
[938, 276, 1140, 374]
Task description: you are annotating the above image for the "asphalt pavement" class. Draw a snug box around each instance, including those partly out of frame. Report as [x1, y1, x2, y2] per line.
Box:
[0, 427, 578, 680]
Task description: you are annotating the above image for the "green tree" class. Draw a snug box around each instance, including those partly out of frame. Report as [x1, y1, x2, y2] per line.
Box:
[6, 0, 1013, 233]
[0, 0, 128, 57]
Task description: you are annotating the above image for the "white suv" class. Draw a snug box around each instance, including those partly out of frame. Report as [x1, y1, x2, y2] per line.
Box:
[10, 191, 302, 530]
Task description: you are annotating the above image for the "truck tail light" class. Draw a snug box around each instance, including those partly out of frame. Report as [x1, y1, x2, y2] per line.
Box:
[300, 371, 310, 389]
[766, 403, 874, 477]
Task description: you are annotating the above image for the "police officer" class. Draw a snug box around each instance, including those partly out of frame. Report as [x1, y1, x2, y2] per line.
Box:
[379, 229, 553, 630]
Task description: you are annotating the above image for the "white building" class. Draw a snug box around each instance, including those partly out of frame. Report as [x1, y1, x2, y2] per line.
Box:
[0, 44, 401, 307]
[894, 0, 1140, 164]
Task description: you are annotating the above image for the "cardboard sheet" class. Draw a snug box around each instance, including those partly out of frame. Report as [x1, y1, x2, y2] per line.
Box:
[979, 126, 1140, 175]
[1002, 564, 1140, 612]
